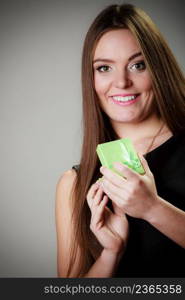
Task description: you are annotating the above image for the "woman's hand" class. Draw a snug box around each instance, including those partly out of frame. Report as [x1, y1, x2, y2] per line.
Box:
[86, 182, 129, 255]
[98, 156, 159, 221]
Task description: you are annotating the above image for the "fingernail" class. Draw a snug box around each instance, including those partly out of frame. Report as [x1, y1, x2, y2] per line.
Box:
[100, 166, 106, 172]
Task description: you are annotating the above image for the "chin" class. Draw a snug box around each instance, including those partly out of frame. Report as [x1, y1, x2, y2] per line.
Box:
[110, 116, 136, 124]
[110, 112, 138, 122]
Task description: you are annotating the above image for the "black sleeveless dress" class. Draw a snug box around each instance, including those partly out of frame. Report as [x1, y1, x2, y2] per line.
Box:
[72, 131, 185, 277]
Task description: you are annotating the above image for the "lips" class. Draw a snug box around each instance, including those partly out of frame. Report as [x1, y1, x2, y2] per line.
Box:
[111, 93, 139, 97]
[112, 95, 137, 102]
[110, 94, 140, 106]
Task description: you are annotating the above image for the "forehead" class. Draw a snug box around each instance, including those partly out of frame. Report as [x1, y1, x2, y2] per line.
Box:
[93, 29, 141, 59]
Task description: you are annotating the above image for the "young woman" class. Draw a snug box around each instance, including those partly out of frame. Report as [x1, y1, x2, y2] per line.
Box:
[55, 4, 185, 277]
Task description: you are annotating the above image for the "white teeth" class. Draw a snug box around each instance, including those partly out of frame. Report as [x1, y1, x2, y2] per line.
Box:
[112, 95, 137, 102]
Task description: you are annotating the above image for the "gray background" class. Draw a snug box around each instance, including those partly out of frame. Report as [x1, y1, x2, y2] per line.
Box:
[0, 0, 184, 277]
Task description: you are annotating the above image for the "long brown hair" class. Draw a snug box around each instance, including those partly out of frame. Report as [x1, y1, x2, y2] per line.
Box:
[67, 3, 185, 277]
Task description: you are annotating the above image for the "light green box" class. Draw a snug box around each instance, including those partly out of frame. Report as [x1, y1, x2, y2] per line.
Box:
[96, 138, 145, 176]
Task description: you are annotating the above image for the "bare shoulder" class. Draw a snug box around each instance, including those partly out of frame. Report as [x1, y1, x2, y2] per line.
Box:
[56, 169, 77, 213]
[56, 168, 77, 192]
[56, 169, 77, 203]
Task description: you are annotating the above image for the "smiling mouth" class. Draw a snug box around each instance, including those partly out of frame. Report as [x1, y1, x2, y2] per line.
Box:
[111, 94, 139, 102]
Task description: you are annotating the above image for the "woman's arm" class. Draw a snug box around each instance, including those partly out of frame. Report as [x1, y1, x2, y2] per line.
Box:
[55, 170, 81, 277]
[55, 170, 126, 278]
[83, 249, 122, 278]
[145, 195, 185, 248]
[98, 156, 185, 249]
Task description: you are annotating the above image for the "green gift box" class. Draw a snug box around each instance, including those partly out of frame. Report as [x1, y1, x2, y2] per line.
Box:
[96, 138, 145, 177]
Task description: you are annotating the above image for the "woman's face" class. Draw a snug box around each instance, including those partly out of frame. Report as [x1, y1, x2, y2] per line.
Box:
[93, 29, 155, 125]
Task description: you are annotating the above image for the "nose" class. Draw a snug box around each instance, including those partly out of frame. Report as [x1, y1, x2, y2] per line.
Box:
[113, 69, 132, 89]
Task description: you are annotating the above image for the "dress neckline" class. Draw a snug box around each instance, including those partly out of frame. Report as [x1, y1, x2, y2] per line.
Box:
[144, 133, 175, 157]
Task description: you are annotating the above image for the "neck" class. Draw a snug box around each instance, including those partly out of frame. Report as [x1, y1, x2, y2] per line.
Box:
[112, 115, 163, 141]
[111, 115, 172, 155]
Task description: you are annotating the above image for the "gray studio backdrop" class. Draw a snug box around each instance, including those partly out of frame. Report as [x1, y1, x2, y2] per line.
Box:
[0, 0, 184, 277]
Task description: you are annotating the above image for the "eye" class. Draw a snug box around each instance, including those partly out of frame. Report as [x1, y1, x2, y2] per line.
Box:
[96, 65, 111, 73]
[129, 61, 146, 72]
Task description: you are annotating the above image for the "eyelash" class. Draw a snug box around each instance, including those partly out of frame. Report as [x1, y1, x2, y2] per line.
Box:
[96, 65, 111, 72]
[95, 61, 146, 73]
[129, 61, 146, 72]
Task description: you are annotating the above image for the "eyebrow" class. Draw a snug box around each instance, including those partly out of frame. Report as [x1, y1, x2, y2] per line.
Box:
[93, 52, 142, 64]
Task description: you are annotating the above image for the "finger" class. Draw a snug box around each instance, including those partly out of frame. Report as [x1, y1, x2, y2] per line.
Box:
[112, 162, 140, 180]
[112, 202, 126, 216]
[90, 187, 105, 217]
[86, 183, 99, 209]
[100, 178, 128, 208]
[101, 177, 128, 198]
[99, 166, 127, 189]
[138, 154, 151, 175]
[93, 186, 104, 207]
[91, 195, 109, 230]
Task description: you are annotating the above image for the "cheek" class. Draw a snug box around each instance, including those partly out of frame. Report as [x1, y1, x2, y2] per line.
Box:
[142, 73, 153, 91]
[145, 79, 153, 91]
[134, 74, 153, 94]
[94, 74, 110, 97]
